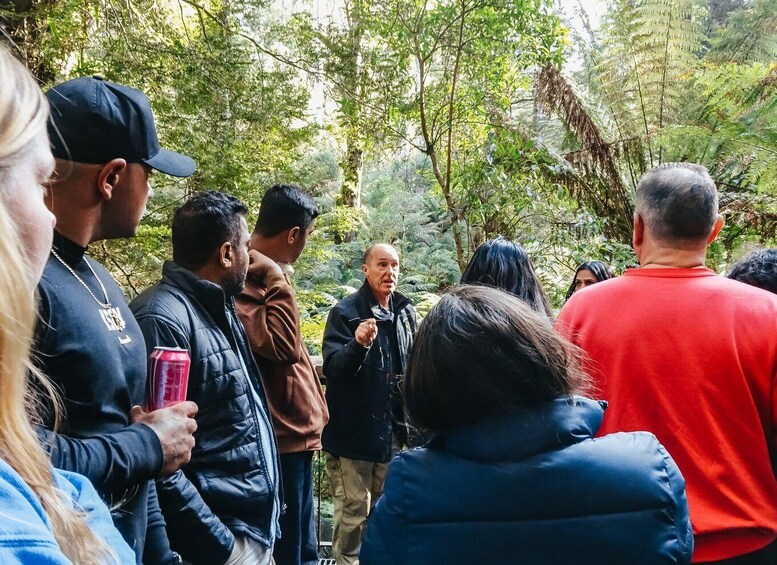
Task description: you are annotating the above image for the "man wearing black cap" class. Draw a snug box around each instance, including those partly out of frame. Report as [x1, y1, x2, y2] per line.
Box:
[36, 76, 198, 565]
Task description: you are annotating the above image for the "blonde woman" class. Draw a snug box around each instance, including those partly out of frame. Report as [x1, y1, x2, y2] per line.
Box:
[0, 45, 134, 563]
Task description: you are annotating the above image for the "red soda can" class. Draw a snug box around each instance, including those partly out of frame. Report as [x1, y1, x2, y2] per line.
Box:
[146, 346, 191, 410]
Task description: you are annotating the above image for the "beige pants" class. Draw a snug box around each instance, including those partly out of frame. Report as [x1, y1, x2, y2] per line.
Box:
[325, 454, 390, 565]
[224, 535, 275, 565]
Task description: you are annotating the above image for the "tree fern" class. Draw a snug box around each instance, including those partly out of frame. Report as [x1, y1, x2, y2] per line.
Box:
[592, 0, 705, 164]
[707, 0, 777, 64]
[537, 64, 634, 242]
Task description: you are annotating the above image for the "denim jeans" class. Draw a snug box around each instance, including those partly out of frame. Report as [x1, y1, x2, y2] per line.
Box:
[273, 451, 318, 565]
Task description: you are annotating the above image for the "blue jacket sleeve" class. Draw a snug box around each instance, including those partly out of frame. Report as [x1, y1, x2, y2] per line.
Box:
[37, 424, 163, 497]
[57, 469, 136, 564]
[0, 461, 72, 564]
[322, 306, 370, 382]
[134, 314, 234, 565]
[656, 444, 694, 563]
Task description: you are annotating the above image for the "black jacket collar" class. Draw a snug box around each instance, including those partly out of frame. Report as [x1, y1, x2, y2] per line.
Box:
[161, 261, 233, 318]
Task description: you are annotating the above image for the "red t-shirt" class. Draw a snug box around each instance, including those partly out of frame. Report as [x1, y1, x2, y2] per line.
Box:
[557, 268, 777, 562]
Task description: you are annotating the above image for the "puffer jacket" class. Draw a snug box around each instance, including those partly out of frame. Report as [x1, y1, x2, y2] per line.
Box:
[321, 281, 418, 462]
[130, 261, 280, 565]
[360, 396, 693, 565]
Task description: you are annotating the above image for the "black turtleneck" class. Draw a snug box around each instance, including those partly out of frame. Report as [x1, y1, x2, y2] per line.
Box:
[35, 231, 175, 564]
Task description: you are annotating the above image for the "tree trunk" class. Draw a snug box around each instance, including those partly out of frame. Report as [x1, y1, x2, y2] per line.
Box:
[333, 138, 363, 244]
[339, 139, 363, 208]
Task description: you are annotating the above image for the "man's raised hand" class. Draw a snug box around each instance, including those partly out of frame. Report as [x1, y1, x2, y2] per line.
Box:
[355, 319, 378, 347]
[247, 249, 283, 282]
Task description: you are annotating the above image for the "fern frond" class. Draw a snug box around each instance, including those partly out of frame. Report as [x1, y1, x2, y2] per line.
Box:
[708, 0, 777, 64]
[536, 64, 634, 241]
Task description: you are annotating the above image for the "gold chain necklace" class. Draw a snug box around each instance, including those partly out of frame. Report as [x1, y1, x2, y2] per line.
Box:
[50, 248, 113, 309]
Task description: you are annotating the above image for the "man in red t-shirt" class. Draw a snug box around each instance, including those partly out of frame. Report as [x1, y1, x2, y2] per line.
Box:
[557, 163, 777, 564]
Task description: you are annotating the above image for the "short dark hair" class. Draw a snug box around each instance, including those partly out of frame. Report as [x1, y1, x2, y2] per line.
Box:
[172, 191, 248, 269]
[254, 184, 319, 237]
[636, 163, 718, 243]
[564, 260, 615, 300]
[460, 237, 552, 318]
[727, 249, 777, 295]
[403, 285, 587, 432]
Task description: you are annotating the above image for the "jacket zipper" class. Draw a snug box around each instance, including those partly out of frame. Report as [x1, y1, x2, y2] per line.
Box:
[225, 300, 284, 536]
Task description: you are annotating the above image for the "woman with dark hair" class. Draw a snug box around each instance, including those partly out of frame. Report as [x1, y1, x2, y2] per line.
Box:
[360, 286, 692, 565]
[460, 236, 552, 318]
[727, 249, 777, 295]
[565, 260, 615, 300]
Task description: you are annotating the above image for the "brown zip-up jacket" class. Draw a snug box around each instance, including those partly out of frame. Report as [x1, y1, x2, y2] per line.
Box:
[236, 272, 329, 453]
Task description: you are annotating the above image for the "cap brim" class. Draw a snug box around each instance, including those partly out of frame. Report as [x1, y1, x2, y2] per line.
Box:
[143, 149, 196, 178]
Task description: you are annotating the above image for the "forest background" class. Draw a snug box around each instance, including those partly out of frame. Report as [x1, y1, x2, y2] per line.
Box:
[3, 0, 776, 354]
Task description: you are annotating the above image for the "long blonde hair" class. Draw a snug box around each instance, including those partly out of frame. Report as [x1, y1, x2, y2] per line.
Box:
[0, 45, 113, 564]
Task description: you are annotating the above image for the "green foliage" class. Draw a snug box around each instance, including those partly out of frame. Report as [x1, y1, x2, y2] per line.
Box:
[283, 0, 411, 211]
[541, 0, 777, 262]
[299, 312, 327, 356]
[706, 0, 777, 63]
[88, 0, 312, 201]
[369, 0, 568, 268]
[7, 0, 775, 320]
[661, 62, 777, 192]
[292, 152, 460, 292]
[13, 0, 314, 291]
[325, 206, 365, 242]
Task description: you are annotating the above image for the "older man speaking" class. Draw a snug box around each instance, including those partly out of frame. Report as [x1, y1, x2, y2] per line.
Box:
[322, 244, 418, 565]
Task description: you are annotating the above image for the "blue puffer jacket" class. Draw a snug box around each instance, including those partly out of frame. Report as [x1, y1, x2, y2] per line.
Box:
[360, 396, 693, 565]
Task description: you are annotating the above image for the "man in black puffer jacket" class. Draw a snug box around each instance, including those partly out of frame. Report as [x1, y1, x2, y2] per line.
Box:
[322, 243, 418, 565]
[131, 192, 280, 565]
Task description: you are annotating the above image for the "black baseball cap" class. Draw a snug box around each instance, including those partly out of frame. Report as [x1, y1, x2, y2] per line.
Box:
[46, 76, 195, 177]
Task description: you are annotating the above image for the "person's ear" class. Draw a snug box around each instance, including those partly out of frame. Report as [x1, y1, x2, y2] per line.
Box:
[220, 241, 233, 269]
[288, 226, 300, 246]
[707, 215, 724, 244]
[633, 213, 645, 248]
[361, 263, 368, 276]
[96, 159, 127, 201]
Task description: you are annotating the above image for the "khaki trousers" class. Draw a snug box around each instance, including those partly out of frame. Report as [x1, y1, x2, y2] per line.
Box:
[325, 453, 389, 565]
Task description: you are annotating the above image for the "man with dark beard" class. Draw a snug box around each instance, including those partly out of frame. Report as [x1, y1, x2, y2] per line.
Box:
[131, 191, 280, 565]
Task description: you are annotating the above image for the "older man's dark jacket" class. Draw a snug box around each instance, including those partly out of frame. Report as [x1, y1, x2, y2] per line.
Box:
[130, 261, 280, 565]
[321, 280, 418, 463]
